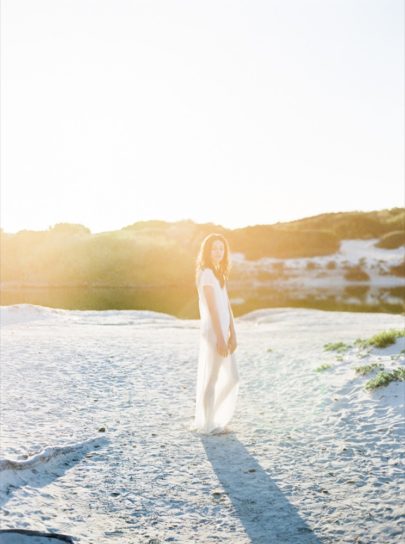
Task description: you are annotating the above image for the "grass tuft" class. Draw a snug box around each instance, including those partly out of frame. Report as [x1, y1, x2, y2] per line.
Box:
[355, 329, 405, 349]
[323, 342, 350, 352]
[365, 368, 405, 390]
[315, 363, 332, 372]
[354, 363, 384, 376]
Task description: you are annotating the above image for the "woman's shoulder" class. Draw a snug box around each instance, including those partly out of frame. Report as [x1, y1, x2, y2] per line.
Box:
[198, 267, 217, 286]
[199, 267, 215, 278]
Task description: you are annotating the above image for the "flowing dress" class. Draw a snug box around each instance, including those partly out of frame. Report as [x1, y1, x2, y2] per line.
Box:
[192, 267, 240, 434]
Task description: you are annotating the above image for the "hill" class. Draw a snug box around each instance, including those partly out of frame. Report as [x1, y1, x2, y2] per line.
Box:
[0, 208, 403, 286]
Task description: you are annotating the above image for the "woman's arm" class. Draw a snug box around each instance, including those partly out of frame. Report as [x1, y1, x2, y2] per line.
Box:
[203, 285, 228, 357]
[227, 297, 238, 354]
[228, 298, 236, 338]
[203, 285, 224, 341]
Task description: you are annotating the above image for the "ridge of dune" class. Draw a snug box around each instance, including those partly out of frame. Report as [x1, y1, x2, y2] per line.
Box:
[0, 304, 178, 328]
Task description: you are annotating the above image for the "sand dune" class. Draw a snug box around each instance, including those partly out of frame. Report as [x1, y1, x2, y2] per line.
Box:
[0, 304, 403, 543]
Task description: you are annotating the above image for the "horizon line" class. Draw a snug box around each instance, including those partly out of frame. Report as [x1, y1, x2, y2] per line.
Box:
[1, 205, 403, 235]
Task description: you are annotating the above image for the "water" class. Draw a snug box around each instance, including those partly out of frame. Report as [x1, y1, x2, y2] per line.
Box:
[1, 284, 403, 317]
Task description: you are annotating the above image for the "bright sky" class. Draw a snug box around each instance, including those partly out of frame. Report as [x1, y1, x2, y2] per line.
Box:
[1, 0, 404, 234]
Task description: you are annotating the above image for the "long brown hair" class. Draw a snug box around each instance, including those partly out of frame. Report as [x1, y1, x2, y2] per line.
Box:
[195, 233, 232, 288]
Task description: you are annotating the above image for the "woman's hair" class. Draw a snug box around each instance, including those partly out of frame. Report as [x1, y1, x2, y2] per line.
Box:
[195, 233, 232, 288]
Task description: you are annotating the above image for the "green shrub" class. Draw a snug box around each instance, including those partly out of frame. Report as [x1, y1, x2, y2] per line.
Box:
[344, 266, 370, 282]
[231, 226, 340, 259]
[324, 342, 350, 352]
[354, 363, 384, 375]
[388, 259, 405, 278]
[375, 231, 405, 249]
[365, 368, 405, 390]
[315, 363, 332, 371]
[355, 329, 405, 349]
[326, 260, 337, 269]
[283, 209, 404, 239]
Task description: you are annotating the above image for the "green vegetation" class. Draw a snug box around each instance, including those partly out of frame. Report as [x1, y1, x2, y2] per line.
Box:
[354, 338, 369, 349]
[354, 363, 384, 375]
[0, 221, 197, 287]
[323, 342, 351, 352]
[281, 208, 404, 240]
[365, 368, 405, 390]
[354, 329, 405, 390]
[315, 363, 332, 372]
[1, 208, 403, 286]
[343, 266, 370, 282]
[355, 329, 405, 349]
[375, 231, 405, 249]
[229, 225, 339, 259]
[388, 259, 405, 278]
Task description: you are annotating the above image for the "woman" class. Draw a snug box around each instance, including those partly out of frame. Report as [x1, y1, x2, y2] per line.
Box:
[192, 233, 240, 434]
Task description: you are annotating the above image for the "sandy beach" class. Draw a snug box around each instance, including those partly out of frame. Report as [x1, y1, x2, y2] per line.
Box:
[0, 304, 404, 543]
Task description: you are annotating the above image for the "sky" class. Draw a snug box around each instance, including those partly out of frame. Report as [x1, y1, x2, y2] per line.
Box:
[1, 0, 404, 234]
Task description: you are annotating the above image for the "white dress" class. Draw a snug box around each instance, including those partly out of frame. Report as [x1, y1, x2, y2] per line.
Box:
[192, 267, 240, 434]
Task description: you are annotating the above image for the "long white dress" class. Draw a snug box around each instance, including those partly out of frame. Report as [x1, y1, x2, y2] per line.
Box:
[192, 267, 240, 434]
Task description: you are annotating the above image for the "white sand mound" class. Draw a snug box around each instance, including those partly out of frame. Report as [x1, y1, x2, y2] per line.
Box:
[0, 436, 110, 503]
[0, 304, 177, 328]
[0, 305, 403, 543]
[0, 304, 68, 327]
[0, 436, 107, 472]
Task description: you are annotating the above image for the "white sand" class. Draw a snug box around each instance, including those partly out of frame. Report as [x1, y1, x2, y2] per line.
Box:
[0, 304, 404, 543]
[232, 239, 405, 290]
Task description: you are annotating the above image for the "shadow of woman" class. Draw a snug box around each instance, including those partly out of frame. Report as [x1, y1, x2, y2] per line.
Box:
[201, 432, 322, 543]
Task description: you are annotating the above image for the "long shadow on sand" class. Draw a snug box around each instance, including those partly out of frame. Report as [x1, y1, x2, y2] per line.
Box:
[201, 433, 322, 544]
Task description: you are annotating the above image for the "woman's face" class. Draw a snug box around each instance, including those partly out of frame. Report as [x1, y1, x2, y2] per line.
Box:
[210, 240, 225, 266]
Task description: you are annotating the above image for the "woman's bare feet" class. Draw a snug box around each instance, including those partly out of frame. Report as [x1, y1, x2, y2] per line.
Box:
[210, 425, 230, 435]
